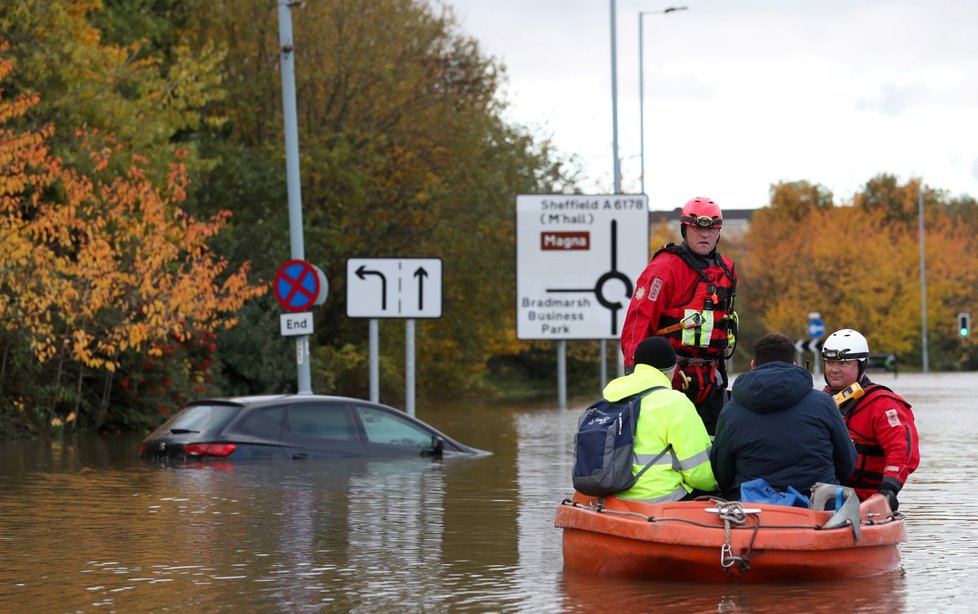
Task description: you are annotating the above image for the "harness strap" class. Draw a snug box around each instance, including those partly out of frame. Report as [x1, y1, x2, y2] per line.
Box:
[653, 321, 687, 336]
[679, 357, 718, 367]
[854, 441, 885, 456]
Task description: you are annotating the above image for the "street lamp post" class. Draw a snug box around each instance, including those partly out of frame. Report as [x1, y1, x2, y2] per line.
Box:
[919, 186, 929, 372]
[606, 3, 687, 385]
[639, 6, 688, 197]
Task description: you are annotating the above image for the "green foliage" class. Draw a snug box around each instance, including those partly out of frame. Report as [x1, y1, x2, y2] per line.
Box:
[0, 0, 226, 180]
[181, 0, 579, 399]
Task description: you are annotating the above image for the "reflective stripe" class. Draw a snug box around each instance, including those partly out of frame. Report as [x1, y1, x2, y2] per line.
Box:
[629, 485, 689, 504]
[635, 447, 710, 471]
[676, 448, 711, 471]
[635, 449, 676, 466]
[680, 309, 714, 348]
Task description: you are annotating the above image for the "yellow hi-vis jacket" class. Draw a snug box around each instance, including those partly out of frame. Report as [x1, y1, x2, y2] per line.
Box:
[606, 364, 717, 502]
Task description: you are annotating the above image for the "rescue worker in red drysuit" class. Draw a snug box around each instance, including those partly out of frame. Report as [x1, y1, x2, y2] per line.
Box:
[620, 197, 738, 436]
[821, 328, 920, 512]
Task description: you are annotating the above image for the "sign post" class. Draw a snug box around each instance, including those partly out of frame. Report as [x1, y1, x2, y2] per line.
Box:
[346, 257, 443, 415]
[277, 1, 314, 394]
[274, 260, 328, 394]
[516, 194, 649, 408]
[807, 312, 825, 380]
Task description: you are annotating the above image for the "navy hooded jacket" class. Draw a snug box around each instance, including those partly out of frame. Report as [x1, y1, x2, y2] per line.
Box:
[710, 361, 857, 500]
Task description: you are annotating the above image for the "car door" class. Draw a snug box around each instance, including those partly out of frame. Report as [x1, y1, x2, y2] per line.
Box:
[279, 402, 369, 459]
[225, 406, 289, 459]
[352, 404, 440, 457]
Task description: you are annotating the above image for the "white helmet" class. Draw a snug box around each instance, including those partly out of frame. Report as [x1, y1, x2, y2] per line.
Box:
[821, 329, 870, 361]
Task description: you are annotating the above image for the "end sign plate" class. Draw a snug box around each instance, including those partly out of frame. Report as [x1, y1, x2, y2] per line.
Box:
[280, 312, 313, 336]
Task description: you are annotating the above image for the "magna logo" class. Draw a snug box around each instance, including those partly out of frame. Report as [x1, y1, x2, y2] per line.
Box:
[541, 231, 589, 250]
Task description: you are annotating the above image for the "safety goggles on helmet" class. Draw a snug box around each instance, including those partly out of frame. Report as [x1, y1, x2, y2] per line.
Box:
[681, 215, 722, 229]
[821, 348, 869, 362]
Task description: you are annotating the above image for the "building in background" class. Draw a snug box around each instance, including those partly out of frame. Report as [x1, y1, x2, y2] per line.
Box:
[649, 208, 754, 239]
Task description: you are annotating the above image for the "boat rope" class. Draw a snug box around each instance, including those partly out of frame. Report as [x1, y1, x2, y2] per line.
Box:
[557, 499, 901, 531]
[713, 500, 761, 572]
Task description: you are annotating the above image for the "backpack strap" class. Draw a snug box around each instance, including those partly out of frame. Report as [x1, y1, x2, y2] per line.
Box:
[626, 386, 668, 482]
[633, 444, 674, 482]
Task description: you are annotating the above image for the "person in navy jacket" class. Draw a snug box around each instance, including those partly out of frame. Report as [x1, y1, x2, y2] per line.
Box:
[711, 333, 856, 500]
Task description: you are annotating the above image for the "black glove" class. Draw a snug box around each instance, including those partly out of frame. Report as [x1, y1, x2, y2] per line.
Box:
[878, 476, 903, 512]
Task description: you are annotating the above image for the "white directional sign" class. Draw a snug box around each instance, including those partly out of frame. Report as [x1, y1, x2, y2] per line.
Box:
[346, 257, 443, 319]
[516, 194, 649, 339]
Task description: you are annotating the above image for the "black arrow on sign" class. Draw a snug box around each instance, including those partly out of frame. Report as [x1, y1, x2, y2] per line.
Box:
[356, 265, 387, 310]
[414, 266, 428, 311]
[794, 339, 823, 353]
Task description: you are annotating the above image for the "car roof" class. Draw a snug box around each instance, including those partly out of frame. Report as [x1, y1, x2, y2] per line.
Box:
[187, 394, 393, 409]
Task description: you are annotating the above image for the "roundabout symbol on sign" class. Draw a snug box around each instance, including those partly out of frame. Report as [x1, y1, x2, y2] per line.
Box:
[274, 260, 324, 313]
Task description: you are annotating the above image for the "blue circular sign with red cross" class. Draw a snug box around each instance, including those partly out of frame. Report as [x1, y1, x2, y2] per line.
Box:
[274, 260, 322, 313]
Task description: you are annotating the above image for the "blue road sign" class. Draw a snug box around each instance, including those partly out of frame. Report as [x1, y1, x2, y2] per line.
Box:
[807, 318, 825, 339]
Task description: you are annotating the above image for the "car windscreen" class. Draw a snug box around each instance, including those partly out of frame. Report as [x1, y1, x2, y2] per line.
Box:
[154, 404, 240, 435]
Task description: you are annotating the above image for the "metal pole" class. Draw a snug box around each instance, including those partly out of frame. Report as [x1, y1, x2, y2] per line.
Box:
[277, 0, 312, 394]
[406, 319, 416, 417]
[638, 7, 687, 199]
[610, 0, 621, 195]
[610, 1, 625, 380]
[600, 340, 608, 389]
[638, 13, 646, 196]
[558, 340, 567, 410]
[369, 319, 379, 402]
[919, 186, 929, 373]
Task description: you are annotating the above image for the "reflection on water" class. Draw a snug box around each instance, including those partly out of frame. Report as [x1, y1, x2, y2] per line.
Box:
[0, 372, 976, 612]
[560, 568, 909, 613]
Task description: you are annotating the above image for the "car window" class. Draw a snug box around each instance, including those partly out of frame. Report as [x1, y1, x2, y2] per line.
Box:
[285, 404, 358, 441]
[165, 404, 239, 433]
[355, 405, 434, 447]
[234, 407, 286, 439]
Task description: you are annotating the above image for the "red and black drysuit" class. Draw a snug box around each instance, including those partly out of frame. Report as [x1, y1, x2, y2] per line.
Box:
[621, 242, 737, 435]
[826, 376, 920, 504]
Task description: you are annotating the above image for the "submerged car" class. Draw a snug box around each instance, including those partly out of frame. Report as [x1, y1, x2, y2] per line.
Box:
[139, 394, 487, 461]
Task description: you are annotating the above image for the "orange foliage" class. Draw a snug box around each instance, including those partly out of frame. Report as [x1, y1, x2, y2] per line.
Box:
[740, 181, 978, 361]
[0, 46, 266, 372]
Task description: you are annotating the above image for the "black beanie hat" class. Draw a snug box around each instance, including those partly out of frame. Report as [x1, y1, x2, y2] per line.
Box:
[633, 336, 677, 371]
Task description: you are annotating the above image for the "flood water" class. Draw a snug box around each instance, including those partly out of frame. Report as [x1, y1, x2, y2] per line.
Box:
[1, 371, 975, 612]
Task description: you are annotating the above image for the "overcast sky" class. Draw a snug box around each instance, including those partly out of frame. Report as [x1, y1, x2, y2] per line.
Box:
[445, 0, 978, 211]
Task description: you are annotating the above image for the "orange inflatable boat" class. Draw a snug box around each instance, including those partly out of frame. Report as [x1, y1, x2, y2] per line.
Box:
[555, 485, 906, 582]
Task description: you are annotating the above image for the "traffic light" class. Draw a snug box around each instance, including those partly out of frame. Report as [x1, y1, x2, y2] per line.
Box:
[959, 312, 971, 338]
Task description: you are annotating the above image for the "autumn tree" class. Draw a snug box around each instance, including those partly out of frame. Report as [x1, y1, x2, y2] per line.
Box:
[0, 44, 265, 434]
[739, 176, 978, 371]
[0, 0, 226, 181]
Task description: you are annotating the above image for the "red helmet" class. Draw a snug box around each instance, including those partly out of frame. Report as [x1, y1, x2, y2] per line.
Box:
[680, 197, 723, 229]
